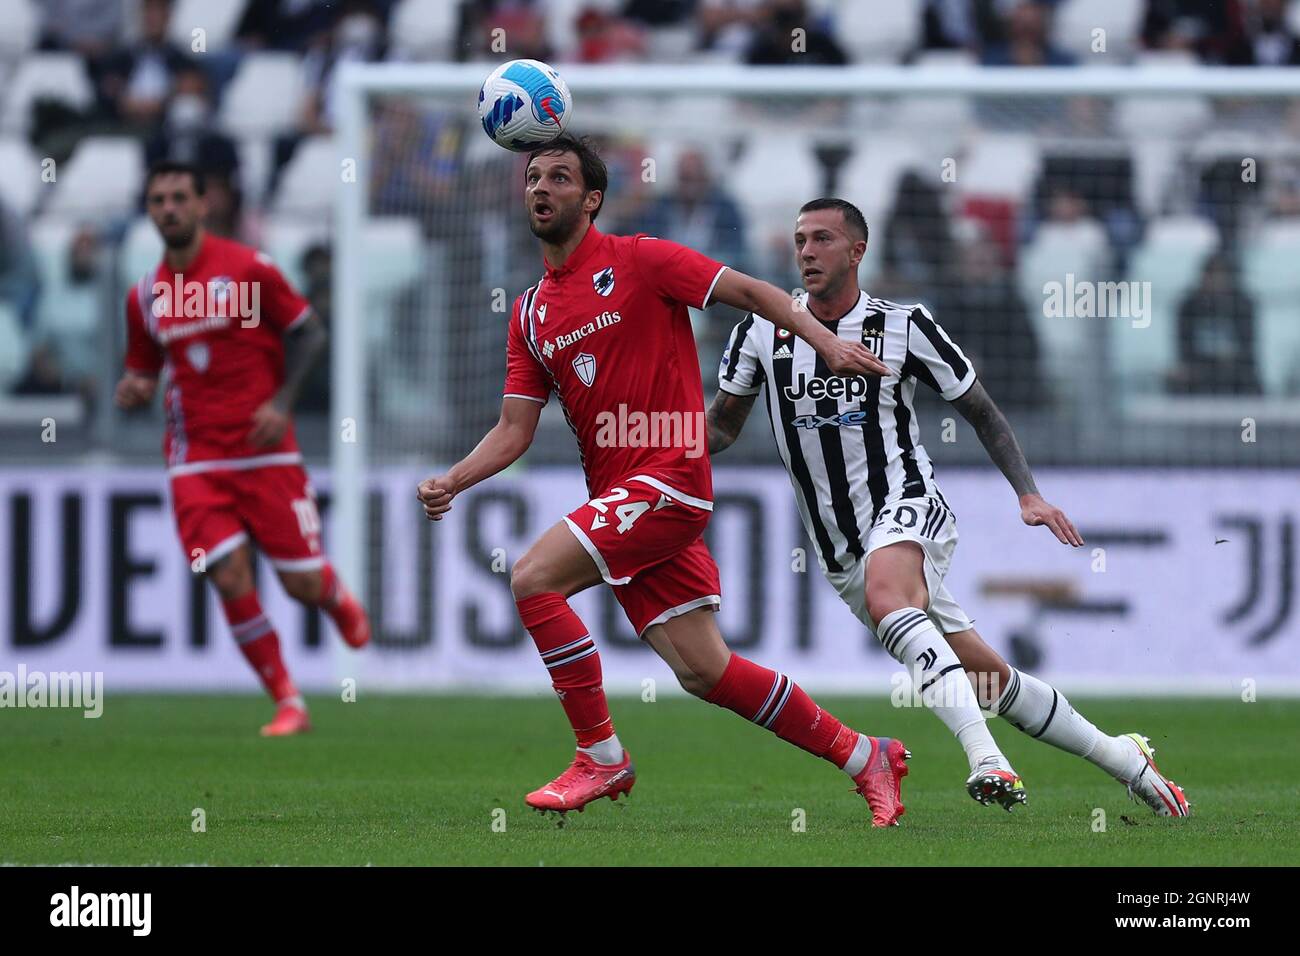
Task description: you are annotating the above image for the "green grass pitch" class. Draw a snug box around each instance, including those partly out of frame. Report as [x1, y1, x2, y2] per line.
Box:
[3, 694, 1297, 866]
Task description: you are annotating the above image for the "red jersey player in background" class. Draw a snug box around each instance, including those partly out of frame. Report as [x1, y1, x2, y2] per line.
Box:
[418, 135, 912, 826]
[115, 161, 370, 736]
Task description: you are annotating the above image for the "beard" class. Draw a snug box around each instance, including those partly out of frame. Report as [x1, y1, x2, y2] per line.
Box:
[161, 222, 198, 249]
[528, 202, 584, 244]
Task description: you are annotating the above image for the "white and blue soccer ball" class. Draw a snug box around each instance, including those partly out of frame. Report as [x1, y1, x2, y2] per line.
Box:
[477, 59, 573, 152]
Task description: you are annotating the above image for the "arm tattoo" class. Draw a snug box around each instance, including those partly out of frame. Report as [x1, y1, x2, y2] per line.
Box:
[949, 381, 1038, 497]
[274, 313, 327, 412]
[707, 390, 757, 454]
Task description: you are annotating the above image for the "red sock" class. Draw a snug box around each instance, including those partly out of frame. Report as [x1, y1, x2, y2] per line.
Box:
[517, 592, 613, 747]
[706, 654, 859, 767]
[222, 591, 300, 706]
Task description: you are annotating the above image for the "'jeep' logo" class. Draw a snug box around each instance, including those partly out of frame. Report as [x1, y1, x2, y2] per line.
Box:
[782, 371, 869, 402]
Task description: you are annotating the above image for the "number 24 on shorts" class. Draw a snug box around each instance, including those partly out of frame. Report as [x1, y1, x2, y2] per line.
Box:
[587, 486, 672, 534]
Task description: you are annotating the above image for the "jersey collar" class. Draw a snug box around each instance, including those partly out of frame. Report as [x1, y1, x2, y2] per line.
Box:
[543, 223, 603, 281]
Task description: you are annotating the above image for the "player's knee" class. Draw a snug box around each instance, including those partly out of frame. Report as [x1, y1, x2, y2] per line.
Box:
[208, 550, 253, 599]
[279, 571, 320, 604]
[676, 668, 714, 698]
[865, 582, 923, 627]
[509, 554, 549, 601]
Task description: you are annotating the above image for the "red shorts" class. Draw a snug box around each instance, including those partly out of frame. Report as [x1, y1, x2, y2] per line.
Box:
[564, 475, 721, 636]
[168, 463, 324, 571]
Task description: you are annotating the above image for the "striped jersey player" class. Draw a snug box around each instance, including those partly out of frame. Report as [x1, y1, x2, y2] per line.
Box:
[708, 197, 1189, 817]
[417, 135, 918, 825]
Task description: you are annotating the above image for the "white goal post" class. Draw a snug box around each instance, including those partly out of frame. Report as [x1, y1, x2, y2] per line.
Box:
[331, 62, 1300, 617]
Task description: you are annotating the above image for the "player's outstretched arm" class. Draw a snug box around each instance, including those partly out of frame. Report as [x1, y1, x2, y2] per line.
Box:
[708, 270, 888, 378]
[706, 390, 757, 454]
[949, 380, 1084, 547]
[417, 396, 543, 521]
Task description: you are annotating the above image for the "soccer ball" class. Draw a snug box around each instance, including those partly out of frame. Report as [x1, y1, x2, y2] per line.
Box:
[477, 59, 573, 152]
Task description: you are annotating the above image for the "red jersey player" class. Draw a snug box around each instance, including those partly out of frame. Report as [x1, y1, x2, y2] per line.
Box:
[115, 161, 370, 736]
[417, 135, 911, 826]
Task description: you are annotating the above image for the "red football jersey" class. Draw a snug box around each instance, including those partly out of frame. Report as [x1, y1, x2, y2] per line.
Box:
[504, 225, 727, 505]
[124, 234, 312, 471]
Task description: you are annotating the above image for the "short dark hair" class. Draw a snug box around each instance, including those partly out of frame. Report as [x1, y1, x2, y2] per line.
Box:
[145, 159, 206, 196]
[799, 197, 868, 243]
[527, 133, 608, 221]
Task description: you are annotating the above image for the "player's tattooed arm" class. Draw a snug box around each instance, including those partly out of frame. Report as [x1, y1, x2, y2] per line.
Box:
[950, 381, 1084, 546]
[950, 381, 1036, 496]
[273, 313, 327, 413]
[707, 390, 757, 454]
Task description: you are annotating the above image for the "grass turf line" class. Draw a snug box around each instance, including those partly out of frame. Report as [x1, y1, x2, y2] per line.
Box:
[3, 694, 1297, 866]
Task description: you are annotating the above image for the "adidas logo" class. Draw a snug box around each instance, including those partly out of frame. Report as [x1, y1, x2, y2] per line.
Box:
[774, 344, 794, 360]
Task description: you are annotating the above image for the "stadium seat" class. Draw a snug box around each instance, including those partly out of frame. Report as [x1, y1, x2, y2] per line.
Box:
[118, 216, 164, 288]
[45, 137, 144, 217]
[0, 137, 43, 217]
[838, 135, 929, 284]
[0, 53, 94, 136]
[0, 0, 40, 60]
[959, 134, 1041, 206]
[729, 136, 821, 264]
[1016, 218, 1110, 403]
[1113, 215, 1219, 390]
[271, 136, 338, 215]
[1051, 0, 1143, 63]
[830, 0, 921, 63]
[29, 218, 101, 379]
[361, 217, 424, 348]
[388, 0, 459, 60]
[218, 53, 306, 138]
[166, 0, 247, 53]
[1242, 221, 1300, 394]
[0, 302, 27, 391]
[262, 217, 330, 294]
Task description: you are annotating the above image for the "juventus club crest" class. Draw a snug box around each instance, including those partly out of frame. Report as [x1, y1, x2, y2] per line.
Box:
[573, 352, 597, 387]
[861, 314, 885, 358]
[592, 266, 615, 297]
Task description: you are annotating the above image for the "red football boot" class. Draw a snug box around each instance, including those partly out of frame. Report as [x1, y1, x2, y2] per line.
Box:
[525, 750, 636, 814]
[260, 702, 311, 737]
[851, 736, 911, 827]
[328, 585, 371, 649]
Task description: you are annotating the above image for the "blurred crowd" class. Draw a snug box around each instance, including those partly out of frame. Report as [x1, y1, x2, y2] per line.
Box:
[3, 0, 1300, 454]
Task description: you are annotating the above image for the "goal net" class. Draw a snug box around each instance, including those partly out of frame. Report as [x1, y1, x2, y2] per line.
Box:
[332, 63, 1300, 653]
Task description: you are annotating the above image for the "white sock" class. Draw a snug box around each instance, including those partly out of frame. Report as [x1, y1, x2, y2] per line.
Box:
[878, 608, 1004, 773]
[579, 732, 624, 766]
[994, 669, 1139, 780]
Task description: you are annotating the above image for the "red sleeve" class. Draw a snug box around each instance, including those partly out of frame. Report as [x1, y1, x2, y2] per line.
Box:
[630, 236, 727, 309]
[250, 251, 311, 333]
[124, 285, 163, 375]
[503, 295, 551, 404]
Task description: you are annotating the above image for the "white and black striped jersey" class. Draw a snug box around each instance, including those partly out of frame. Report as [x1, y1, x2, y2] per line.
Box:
[718, 290, 976, 575]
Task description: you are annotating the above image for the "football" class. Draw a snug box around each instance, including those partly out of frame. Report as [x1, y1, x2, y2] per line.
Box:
[477, 58, 573, 152]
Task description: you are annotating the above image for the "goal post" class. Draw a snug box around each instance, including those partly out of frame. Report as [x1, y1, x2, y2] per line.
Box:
[332, 62, 1300, 639]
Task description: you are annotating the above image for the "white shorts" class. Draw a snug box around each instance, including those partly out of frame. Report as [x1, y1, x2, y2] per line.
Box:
[824, 496, 974, 637]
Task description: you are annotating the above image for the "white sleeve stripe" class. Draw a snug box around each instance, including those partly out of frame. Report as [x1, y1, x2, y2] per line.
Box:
[702, 265, 728, 309]
[717, 380, 761, 397]
[503, 393, 546, 404]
